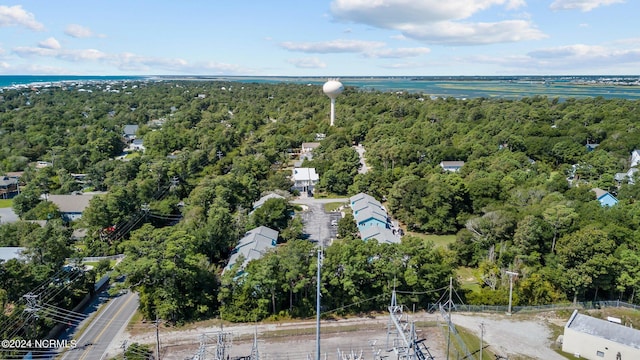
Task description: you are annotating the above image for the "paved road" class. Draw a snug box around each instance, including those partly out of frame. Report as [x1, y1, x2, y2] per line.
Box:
[59, 291, 138, 360]
[353, 144, 369, 174]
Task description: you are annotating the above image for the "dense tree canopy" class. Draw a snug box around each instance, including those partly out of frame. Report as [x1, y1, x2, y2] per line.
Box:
[1, 80, 640, 329]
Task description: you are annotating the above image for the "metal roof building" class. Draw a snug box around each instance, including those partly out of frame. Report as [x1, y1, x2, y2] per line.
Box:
[562, 309, 640, 360]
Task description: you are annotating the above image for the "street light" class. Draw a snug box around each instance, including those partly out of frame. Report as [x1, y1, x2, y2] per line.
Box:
[506, 271, 519, 315]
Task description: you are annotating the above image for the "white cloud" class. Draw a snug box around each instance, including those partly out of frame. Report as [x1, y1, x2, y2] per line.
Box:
[550, 0, 625, 12]
[14, 46, 108, 61]
[0, 5, 44, 31]
[38, 37, 61, 50]
[64, 24, 105, 38]
[280, 39, 385, 53]
[400, 20, 546, 45]
[330, 0, 544, 45]
[12, 44, 254, 75]
[280, 38, 430, 59]
[365, 47, 430, 58]
[463, 42, 640, 73]
[287, 57, 327, 69]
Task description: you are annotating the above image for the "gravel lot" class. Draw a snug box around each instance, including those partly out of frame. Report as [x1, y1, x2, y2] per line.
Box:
[106, 311, 569, 360]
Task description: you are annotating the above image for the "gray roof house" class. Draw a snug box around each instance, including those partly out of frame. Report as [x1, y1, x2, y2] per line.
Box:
[440, 161, 465, 172]
[563, 309, 640, 360]
[350, 193, 384, 214]
[224, 226, 279, 275]
[0, 247, 26, 262]
[46, 194, 96, 221]
[360, 226, 400, 244]
[252, 193, 286, 211]
[123, 124, 139, 141]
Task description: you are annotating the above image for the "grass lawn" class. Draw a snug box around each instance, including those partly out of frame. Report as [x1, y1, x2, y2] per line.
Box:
[453, 325, 498, 360]
[456, 267, 481, 293]
[0, 199, 12, 208]
[406, 231, 456, 248]
[323, 201, 348, 212]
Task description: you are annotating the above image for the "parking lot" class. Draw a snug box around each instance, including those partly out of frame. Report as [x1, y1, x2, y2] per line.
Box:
[292, 197, 347, 247]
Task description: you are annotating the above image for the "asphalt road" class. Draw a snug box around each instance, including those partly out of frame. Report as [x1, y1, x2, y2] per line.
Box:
[59, 291, 138, 360]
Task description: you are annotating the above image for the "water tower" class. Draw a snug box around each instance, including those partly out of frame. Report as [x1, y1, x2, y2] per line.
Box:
[323, 79, 344, 126]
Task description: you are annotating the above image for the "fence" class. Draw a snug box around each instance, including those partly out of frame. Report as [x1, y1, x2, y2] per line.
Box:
[429, 300, 640, 315]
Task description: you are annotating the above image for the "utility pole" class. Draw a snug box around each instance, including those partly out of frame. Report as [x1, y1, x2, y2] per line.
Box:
[506, 271, 518, 315]
[316, 247, 323, 360]
[446, 277, 452, 360]
[154, 315, 161, 360]
[479, 322, 484, 360]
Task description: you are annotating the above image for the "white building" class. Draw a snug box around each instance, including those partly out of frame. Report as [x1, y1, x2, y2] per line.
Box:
[562, 310, 640, 360]
[292, 168, 319, 194]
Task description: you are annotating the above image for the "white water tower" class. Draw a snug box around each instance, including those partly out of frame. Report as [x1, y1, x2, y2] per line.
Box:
[323, 79, 344, 126]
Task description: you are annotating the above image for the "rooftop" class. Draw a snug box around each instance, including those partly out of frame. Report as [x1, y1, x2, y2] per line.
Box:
[566, 310, 640, 349]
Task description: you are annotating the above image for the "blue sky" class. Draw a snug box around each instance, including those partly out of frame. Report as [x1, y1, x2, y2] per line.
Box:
[0, 0, 637, 76]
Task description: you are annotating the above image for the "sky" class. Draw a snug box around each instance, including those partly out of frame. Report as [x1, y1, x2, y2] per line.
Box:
[0, 0, 638, 76]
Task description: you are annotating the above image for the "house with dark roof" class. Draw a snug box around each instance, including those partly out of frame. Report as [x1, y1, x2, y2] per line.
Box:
[0, 176, 19, 199]
[562, 310, 640, 360]
[224, 226, 279, 275]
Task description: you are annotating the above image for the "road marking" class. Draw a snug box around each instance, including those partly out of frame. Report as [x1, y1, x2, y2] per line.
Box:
[77, 293, 136, 360]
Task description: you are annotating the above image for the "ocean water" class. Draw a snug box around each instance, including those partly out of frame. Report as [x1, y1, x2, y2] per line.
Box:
[2, 75, 640, 100]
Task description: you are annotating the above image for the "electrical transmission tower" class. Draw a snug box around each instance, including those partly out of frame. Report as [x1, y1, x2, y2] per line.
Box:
[387, 290, 434, 360]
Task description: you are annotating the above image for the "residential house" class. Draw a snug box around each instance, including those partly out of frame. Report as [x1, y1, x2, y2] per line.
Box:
[562, 310, 640, 360]
[592, 188, 618, 207]
[631, 149, 640, 168]
[123, 124, 139, 142]
[292, 168, 319, 194]
[224, 226, 279, 275]
[0, 247, 26, 261]
[252, 193, 285, 212]
[0, 176, 19, 199]
[354, 206, 389, 230]
[440, 161, 465, 172]
[360, 226, 400, 244]
[300, 142, 321, 161]
[615, 168, 638, 185]
[130, 139, 145, 151]
[350, 193, 384, 216]
[46, 194, 97, 221]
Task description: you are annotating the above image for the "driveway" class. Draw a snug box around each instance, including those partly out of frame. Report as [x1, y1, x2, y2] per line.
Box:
[0, 207, 19, 223]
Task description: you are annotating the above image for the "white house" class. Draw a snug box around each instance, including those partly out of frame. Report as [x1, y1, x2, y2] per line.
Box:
[631, 149, 640, 168]
[292, 168, 319, 194]
[563, 310, 640, 360]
